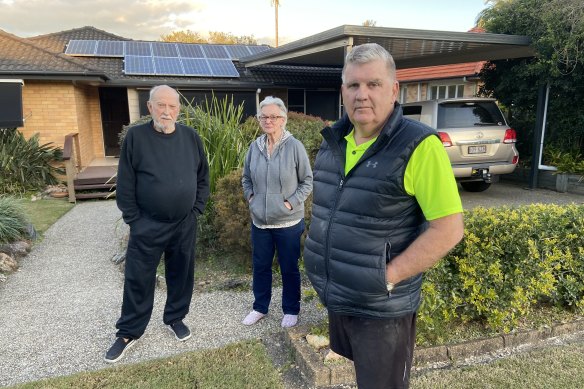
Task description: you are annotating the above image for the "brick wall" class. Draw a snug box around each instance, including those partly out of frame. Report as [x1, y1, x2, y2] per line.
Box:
[18, 81, 104, 167]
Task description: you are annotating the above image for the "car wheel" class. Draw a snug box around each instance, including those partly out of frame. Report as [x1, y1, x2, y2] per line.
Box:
[460, 181, 492, 192]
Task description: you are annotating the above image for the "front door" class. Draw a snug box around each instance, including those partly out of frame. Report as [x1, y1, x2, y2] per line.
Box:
[99, 87, 130, 157]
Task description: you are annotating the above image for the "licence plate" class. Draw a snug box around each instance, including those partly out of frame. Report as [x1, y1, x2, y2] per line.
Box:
[468, 145, 487, 154]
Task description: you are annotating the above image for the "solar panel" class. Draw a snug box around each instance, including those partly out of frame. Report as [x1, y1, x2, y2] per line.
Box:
[125, 42, 152, 56]
[207, 59, 240, 77]
[247, 45, 271, 55]
[152, 42, 179, 57]
[202, 45, 230, 59]
[65, 40, 97, 56]
[153, 57, 184, 76]
[181, 58, 213, 76]
[177, 44, 205, 58]
[124, 55, 155, 75]
[96, 40, 124, 57]
[225, 45, 252, 59]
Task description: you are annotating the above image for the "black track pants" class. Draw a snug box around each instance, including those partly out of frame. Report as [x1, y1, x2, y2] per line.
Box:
[115, 211, 197, 339]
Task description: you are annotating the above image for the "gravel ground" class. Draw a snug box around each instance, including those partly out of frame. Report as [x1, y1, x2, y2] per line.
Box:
[0, 200, 325, 388]
[0, 182, 582, 388]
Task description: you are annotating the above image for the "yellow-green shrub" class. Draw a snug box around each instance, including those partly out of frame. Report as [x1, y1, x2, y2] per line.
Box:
[419, 204, 584, 334]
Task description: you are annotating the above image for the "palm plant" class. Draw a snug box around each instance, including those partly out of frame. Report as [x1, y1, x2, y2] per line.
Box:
[0, 128, 63, 195]
[181, 95, 258, 194]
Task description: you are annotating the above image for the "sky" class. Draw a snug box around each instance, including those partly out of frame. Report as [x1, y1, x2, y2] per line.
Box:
[0, 0, 490, 45]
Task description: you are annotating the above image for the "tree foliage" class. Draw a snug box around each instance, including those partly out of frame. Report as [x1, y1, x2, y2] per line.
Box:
[160, 30, 257, 45]
[160, 29, 206, 43]
[362, 20, 377, 27]
[477, 0, 584, 158]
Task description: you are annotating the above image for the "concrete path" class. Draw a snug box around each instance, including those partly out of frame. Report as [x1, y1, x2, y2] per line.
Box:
[0, 200, 325, 388]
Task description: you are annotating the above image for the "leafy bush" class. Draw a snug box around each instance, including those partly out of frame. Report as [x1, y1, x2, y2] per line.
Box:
[0, 128, 64, 194]
[544, 146, 584, 174]
[419, 204, 584, 337]
[0, 196, 30, 244]
[182, 95, 258, 194]
[286, 111, 327, 165]
[212, 168, 252, 262]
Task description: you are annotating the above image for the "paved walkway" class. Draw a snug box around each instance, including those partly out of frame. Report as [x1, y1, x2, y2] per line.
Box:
[0, 200, 325, 388]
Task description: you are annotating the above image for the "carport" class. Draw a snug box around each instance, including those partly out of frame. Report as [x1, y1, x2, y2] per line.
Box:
[241, 25, 547, 189]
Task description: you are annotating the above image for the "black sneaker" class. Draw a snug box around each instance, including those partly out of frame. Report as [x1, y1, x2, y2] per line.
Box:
[168, 320, 192, 341]
[104, 337, 136, 363]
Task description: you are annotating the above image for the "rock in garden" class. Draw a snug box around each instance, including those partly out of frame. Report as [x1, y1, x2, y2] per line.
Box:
[324, 349, 348, 364]
[306, 334, 330, 350]
[0, 241, 31, 258]
[0, 253, 18, 273]
[110, 252, 126, 264]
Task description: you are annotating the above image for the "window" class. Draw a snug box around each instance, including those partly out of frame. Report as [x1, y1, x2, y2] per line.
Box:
[0, 80, 24, 128]
[437, 101, 506, 129]
[288, 89, 305, 114]
[399, 85, 408, 103]
[430, 84, 465, 100]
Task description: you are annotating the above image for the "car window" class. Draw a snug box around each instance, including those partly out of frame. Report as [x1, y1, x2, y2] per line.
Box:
[437, 102, 505, 129]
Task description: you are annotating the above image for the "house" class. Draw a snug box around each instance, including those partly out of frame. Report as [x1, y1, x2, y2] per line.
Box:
[1, 25, 532, 168]
[0, 26, 342, 165]
[396, 28, 488, 103]
[397, 61, 485, 103]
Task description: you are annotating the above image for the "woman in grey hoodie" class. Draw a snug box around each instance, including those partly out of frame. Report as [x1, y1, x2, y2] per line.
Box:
[241, 96, 313, 328]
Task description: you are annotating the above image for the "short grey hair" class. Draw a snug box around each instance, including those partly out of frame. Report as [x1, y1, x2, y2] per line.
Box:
[258, 96, 288, 126]
[149, 85, 180, 103]
[341, 43, 396, 83]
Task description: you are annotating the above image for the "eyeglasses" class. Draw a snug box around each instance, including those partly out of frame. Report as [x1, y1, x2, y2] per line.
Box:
[257, 115, 284, 122]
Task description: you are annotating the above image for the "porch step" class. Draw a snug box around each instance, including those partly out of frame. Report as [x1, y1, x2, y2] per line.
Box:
[74, 191, 116, 200]
[74, 183, 116, 190]
[75, 166, 117, 186]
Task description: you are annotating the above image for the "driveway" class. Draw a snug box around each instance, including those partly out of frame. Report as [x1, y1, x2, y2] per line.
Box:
[459, 181, 584, 210]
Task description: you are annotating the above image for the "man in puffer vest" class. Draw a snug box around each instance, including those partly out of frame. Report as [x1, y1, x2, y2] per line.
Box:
[304, 43, 464, 388]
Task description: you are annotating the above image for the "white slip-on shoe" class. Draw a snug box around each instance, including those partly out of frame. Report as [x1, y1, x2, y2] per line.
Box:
[281, 314, 298, 328]
[242, 310, 266, 325]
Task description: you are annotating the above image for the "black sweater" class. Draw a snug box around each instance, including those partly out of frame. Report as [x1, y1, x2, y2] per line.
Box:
[116, 121, 210, 224]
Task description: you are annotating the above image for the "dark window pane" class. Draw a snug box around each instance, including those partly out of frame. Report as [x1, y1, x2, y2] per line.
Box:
[437, 102, 505, 128]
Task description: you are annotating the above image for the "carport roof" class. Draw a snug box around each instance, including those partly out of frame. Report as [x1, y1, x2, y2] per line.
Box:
[241, 25, 534, 69]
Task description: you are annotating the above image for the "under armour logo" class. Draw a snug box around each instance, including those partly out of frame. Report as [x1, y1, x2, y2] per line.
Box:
[366, 161, 378, 168]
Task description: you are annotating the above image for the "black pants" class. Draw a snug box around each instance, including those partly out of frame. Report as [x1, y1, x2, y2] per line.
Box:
[328, 310, 417, 389]
[116, 211, 197, 339]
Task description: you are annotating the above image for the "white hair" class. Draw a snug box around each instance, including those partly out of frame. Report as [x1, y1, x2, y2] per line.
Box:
[258, 96, 288, 127]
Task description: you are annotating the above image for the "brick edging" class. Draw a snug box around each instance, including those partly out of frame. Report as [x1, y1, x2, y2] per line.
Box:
[286, 318, 584, 388]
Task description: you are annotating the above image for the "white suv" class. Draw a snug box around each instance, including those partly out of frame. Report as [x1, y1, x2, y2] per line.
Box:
[402, 98, 519, 192]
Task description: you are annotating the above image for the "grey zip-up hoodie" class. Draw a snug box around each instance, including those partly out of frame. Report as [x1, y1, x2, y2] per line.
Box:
[242, 131, 313, 226]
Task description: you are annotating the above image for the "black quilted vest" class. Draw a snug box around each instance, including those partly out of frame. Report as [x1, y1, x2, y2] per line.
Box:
[304, 104, 438, 318]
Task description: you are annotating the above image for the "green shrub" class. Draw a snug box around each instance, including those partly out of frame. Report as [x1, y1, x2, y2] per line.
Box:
[212, 168, 252, 262]
[182, 95, 257, 194]
[0, 128, 64, 194]
[0, 196, 30, 244]
[544, 146, 584, 175]
[419, 204, 584, 336]
[286, 111, 327, 165]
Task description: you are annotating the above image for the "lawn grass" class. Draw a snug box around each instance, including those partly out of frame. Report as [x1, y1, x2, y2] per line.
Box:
[16, 197, 74, 236]
[11, 340, 284, 389]
[411, 341, 584, 388]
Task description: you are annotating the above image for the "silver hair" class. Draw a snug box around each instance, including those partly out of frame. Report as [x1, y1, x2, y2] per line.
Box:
[258, 96, 288, 127]
[341, 43, 396, 83]
[149, 85, 180, 103]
